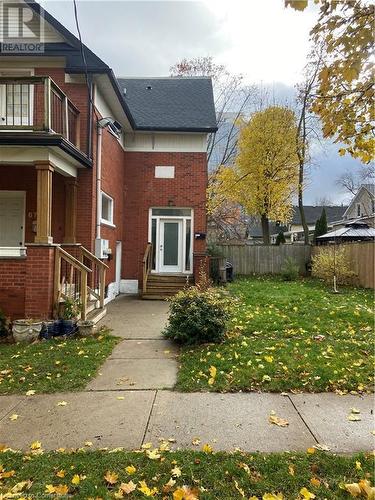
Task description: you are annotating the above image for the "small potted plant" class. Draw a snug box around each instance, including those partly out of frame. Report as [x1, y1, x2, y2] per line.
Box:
[77, 319, 95, 337]
[12, 318, 43, 343]
[59, 298, 81, 336]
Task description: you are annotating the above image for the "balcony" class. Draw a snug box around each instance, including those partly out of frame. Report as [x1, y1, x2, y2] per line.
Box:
[0, 76, 81, 149]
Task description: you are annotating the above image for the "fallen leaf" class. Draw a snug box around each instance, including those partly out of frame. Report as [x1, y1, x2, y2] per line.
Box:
[288, 465, 295, 476]
[26, 390, 35, 396]
[173, 485, 199, 500]
[120, 480, 137, 494]
[269, 414, 289, 427]
[104, 470, 119, 485]
[348, 414, 361, 422]
[9, 414, 18, 421]
[55, 470, 66, 478]
[84, 441, 93, 447]
[57, 401, 68, 406]
[307, 447, 316, 454]
[125, 465, 136, 475]
[30, 440, 42, 450]
[202, 443, 213, 453]
[71, 474, 80, 485]
[146, 449, 161, 460]
[299, 487, 316, 499]
[192, 438, 201, 446]
[344, 483, 362, 497]
[117, 396, 125, 400]
[138, 480, 158, 497]
[314, 444, 330, 452]
[310, 477, 321, 487]
[171, 466, 182, 478]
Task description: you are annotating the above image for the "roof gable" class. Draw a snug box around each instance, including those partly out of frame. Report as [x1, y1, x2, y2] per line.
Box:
[343, 183, 375, 218]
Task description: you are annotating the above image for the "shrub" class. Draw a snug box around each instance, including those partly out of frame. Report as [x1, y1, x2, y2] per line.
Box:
[163, 286, 234, 345]
[280, 257, 299, 281]
[312, 247, 357, 285]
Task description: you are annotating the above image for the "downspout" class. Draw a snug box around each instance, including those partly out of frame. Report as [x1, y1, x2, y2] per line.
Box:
[96, 123, 103, 241]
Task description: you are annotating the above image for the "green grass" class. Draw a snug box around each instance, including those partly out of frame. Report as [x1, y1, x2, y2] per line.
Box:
[0, 331, 119, 395]
[176, 277, 374, 393]
[0, 449, 373, 499]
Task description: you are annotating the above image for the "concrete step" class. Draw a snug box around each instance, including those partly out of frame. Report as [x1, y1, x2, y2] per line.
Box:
[87, 307, 107, 324]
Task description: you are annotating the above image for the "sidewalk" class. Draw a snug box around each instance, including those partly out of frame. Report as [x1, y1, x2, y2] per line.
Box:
[1, 296, 373, 453]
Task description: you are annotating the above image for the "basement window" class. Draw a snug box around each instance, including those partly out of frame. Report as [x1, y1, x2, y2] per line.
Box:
[101, 192, 114, 225]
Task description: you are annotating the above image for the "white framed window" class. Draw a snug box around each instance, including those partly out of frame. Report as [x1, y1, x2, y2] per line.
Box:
[101, 192, 114, 226]
[356, 203, 361, 217]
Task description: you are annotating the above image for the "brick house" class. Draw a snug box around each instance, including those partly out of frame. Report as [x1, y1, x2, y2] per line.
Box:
[0, 0, 217, 321]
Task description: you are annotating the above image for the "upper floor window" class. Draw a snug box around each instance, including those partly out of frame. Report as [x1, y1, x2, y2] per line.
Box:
[372, 199, 375, 214]
[356, 203, 361, 217]
[101, 192, 114, 225]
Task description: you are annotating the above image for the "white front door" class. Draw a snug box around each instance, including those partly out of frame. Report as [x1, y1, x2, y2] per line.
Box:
[115, 241, 122, 295]
[159, 219, 183, 273]
[0, 191, 25, 247]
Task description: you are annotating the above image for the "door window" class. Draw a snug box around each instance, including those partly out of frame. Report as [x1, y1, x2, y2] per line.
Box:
[163, 221, 179, 266]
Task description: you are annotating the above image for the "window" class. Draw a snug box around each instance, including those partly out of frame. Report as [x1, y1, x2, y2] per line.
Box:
[356, 203, 361, 217]
[372, 199, 375, 214]
[152, 208, 191, 216]
[101, 192, 114, 225]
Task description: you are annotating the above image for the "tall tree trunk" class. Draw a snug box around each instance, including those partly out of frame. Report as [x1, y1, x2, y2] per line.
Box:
[261, 214, 270, 245]
[298, 163, 309, 244]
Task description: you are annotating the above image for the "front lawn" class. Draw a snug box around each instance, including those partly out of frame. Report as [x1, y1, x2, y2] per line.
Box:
[0, 448, 373, 499]
[0, 330, 119, 395]
[176, 277, 374, 393]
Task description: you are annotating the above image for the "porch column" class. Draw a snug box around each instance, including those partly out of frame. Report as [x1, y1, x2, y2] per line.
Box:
[34, 162, 54, 244]
[63, 178, 77, 244]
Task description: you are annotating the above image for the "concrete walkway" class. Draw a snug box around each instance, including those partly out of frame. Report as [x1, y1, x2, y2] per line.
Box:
[0, 296, 374, 453]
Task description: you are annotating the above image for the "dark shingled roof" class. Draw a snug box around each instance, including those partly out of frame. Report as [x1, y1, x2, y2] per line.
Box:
[291, 206, 348, 225]
[117, 77, 217, 132]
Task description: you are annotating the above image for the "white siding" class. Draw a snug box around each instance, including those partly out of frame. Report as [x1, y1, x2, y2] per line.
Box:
[124, 132, 207, 152]
[94, 86, 125, 149]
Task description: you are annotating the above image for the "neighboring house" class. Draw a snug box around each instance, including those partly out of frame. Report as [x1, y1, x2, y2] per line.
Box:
[340, 184, 375, 226]
[0, 1, 216, 320]
[270, 206, 348, 244]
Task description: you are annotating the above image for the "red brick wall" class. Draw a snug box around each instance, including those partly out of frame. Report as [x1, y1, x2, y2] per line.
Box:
[24, 246, 55, 319]
[99, 126, 125, 285]
[123, 151, 207, 284]
[0, 259, 26, 319]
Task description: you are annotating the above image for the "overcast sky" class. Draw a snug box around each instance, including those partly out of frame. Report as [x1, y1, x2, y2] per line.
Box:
[41, 0, 366, 205]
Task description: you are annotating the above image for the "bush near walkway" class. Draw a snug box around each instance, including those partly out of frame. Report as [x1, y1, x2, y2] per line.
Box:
[0, 330, 119, 395]
[176, 277, 374, 393]
[0, 448, 373, 499]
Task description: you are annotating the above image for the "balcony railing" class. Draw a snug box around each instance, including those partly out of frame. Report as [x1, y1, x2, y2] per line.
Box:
[0, 76, 80, 149]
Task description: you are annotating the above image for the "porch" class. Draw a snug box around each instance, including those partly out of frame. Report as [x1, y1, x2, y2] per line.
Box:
[0, 161, 106, 321]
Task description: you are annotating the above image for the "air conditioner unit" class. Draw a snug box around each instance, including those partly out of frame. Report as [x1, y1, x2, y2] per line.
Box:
[95, 238, 111, 259]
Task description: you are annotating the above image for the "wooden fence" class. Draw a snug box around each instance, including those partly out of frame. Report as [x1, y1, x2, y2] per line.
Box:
[312, 242, 375, 289]
[218, 244, 311, 275]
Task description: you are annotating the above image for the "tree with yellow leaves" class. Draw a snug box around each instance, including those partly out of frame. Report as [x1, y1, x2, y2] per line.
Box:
[209, 106, 299, 244]
[286, 0, 375, 163]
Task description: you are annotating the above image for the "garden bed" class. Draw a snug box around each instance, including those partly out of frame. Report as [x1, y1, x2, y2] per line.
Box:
[176, 277, 374, 393]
